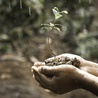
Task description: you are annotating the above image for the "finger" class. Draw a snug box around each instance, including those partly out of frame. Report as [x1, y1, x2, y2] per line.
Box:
[33, 69, 47, 89]
[39, 64, 78, 76]
[31, 66, 34, 72]
[38, 66, 60, 76]
[31, 62, 45, 73]
[33, 67, 51, 84]
[31, 66, 38, 74]
[34, 62, 45, 67]
[33, 67, 53, 89]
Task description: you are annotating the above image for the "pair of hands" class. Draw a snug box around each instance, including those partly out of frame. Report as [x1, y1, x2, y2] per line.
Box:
[31, 53, 98, 94]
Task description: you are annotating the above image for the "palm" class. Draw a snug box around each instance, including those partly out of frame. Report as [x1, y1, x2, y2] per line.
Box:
[50, 74, 77, 94]
[32, 65, 79, 94]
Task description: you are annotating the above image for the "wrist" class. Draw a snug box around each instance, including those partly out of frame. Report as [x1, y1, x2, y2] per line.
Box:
[75, 69, 98, 95]
[81, 60, 98, 76]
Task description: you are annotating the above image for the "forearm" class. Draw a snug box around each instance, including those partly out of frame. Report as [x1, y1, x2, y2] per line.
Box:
[77, 69, 98, 96]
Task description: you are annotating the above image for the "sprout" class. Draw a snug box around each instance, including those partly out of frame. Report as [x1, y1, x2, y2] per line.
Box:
[52, 7, 68, 20]
[41, 7, 68, 56]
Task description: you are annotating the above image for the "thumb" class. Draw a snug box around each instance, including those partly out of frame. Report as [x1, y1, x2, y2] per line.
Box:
[38, 66, 60, 76]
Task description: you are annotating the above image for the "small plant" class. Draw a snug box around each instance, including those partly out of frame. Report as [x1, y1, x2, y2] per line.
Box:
[41, 7, 68, 56]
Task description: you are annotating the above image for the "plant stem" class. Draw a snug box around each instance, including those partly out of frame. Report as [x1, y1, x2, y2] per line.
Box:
[47, 29, 56, 57]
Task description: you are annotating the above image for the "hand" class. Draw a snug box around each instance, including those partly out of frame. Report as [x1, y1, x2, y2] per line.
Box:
[33, 53, 86, 69]
[31, 53, 98, 95]
[32, 64, 80, 94]
[33, 53, 98, 76]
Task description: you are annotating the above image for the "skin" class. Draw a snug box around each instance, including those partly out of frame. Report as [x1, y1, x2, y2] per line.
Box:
[31, 53, 98, 95]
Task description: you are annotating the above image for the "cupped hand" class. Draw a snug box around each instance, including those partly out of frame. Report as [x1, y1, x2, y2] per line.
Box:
[31, 53, 98, 95]
[32, 53, 98, 78]
[32, 64, 80, 94]
[32, 53, 87, 70]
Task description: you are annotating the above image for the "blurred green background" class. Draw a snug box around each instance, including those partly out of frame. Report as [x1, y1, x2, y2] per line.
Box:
[0, 0, 98, 60]
[0, 0, 98, 98]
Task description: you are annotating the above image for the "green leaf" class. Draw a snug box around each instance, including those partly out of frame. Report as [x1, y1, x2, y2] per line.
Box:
[52, 7, 62, 20]
[49, 22, 55, 27]
[61, 11, 68, 14]
[54, 27, 61, 32]
[53, 7, 59, 12]
[41, 24, 50, 26]
[41, 27, 52, 30]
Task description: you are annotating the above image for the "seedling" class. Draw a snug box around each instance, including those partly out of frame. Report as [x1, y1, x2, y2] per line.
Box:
[41, 7, 68, 56]
[41, 7, 81, 68]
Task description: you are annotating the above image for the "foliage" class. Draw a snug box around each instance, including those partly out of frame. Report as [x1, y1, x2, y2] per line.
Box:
[41, 7, 68, 56]
[41, 7, 68, 31]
